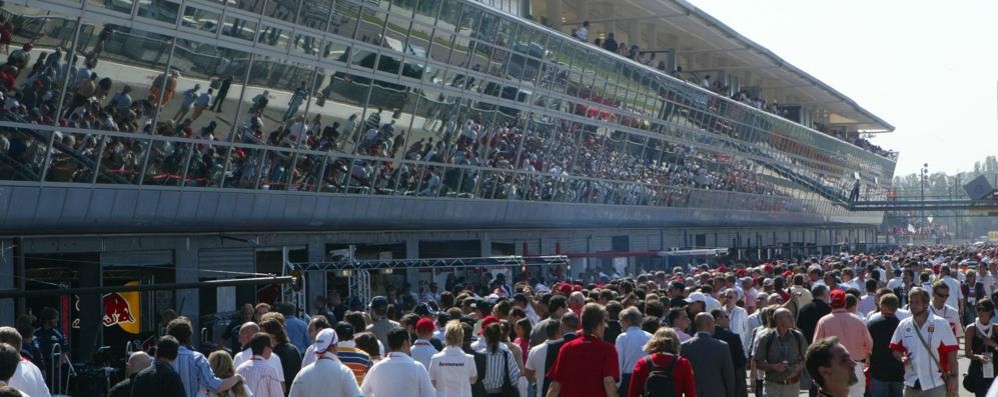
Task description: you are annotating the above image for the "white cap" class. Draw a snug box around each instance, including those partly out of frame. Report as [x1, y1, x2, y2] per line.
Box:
[314, 328, 338, 355]
[686, 291, 708, 304]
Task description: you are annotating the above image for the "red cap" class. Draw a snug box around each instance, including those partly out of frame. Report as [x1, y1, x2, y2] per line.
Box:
[735, 269, 747, 277]
[763, 264, 773, 272]
[415, 318, 436, 334]
[782, 271, 793, 279]
[558, 284, 572, 294]
[717, 265, 728, 273]
[572, 284, 582, 292]
[830, 289, 846, 308]
[480, 316, 500, 334]
[932, 264, 941, 273]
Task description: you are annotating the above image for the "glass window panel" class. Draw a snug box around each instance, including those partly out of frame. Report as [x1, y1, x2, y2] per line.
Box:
[181, 6, 220, 34]
[138, 0, 181, 24]
[221, 15, 257, 42]
[355, 8, 387, 44]
[437, 0, 462, 30]
[415, 0, 442, 24]
[263, 0, 301, 24]
[427, 29, 453, 65]
[0, 125, 48, 181]
[257, 22, 291, 48]
[301, 0, 334, 33]
[44, 132, 99, 183]
[87, 0, 133, 14]
[291, 30, 321, 57]
[330, 0, 361, 39]
[96, 136, 149, 184]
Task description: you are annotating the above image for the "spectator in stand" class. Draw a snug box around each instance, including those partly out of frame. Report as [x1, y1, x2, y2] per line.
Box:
[681, 312, 734, 397]
[428, 320, 477, 397]
[867, 294, 903, 397]
[575, 21, 590, 42]
[0, 327, 47, 397]
[545, 303, 619, 397]
[813, 290, 871, 397]
[288, 329, 362, 397]
[109, 351, 152, 397]
[236, 333, 284, 397]
[166, 317, 243, 397]
[130, 336, 188, 397]
[360, 328, 435, 397]
[625, 327, 696, 397]
[602, 33, 618, 53]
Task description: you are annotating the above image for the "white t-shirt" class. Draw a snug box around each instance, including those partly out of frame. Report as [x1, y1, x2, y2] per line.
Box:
[889, 314, 958, 390]
[428, 346, 477, 397]
[288, 354, 361, 397]
[234, 348, 286, 382]
[10, 359, 47, 397]
[525, 340, 557, 397]
[410, 339, 438, 371]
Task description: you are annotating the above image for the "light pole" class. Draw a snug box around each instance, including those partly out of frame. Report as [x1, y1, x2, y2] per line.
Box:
[920, 163, 929, 229]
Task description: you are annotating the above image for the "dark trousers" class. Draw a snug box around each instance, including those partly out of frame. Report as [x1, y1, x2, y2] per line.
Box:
[618, 373, 632, 396]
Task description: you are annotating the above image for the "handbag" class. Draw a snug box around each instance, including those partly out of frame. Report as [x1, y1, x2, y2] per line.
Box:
[500, 349, 519, 397]
[963, 325, 996, 393]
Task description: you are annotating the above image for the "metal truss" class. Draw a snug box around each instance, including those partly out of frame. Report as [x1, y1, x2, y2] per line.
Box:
[289, 255, 571, 272]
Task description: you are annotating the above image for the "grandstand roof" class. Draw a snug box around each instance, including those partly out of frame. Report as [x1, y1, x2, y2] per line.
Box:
[556, 0, 895, 133]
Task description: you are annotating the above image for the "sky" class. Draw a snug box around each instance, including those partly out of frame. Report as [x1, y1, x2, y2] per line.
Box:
[685, 0, 998, 177]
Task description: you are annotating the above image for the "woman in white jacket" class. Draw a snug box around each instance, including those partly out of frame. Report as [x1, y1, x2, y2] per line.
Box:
[429, 321, 478, 397]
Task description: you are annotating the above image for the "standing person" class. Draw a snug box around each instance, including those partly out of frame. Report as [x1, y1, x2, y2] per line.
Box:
[129, 336, 188, 397]
[288, 329, 362, 397]
[367, 296, 401, 349]
[233, 323, 285, 387]
[35, 308, 69, 392]
[278, 304, 310, 353]
[166, 317, 242, 397]
[260, 317, 302, 386]
[283, 82, 307, 122]
[360, 328, 436, 397]
[524, 319, 560, 397]
[805, 337, 859, 397]
[812, 290, 871, 397]
[529, 295, 566, 347]
[963, 271, 986, 326]
[721, 288, 749, 350]
[428, 321, 477, 397]
[753, 308, 806, 397]
[575, 21, 590, 42]
[614, 307, 651, 396]
[938, 266, 965, 322]
[109, 351, 152, 397]
[602, 33, 618, 53]
[236, 333, 285, 397]
[625, 327, 696, 397]
[545, 303, 619, 397]
[192, 88, 213, 121]
[710, 309, 748, 397]
[477, 322, 519, 397]
[332, 322, 372, 385]
[205, 351, 251, 397]
[963, 298, 998, 397]
[867, 294, 904, 397]
[797, 285, 830, 345]
[889, 287, 959, 397]
[174, 84, 201, 122]
[0, 327, 48, 397]
[211, 75, 233, 112]
[681, 313, 734, 397]
[411, 318, 440, 370]
[929, 283, 962, 338]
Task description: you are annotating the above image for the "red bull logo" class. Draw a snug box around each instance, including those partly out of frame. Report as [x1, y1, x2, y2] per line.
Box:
[102, 281, 141, 334]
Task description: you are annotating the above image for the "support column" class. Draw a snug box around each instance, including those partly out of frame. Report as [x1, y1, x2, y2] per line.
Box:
[0, 240, 14, 325]
[175, 239, 200, 348]
[405, 239, 420, 292]
[305, 237, 327, 315]
[546, 0, 562, 30]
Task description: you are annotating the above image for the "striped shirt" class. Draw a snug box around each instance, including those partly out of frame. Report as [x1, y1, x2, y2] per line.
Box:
[236, 356, 284, 397]
[173, 345, 223, 397]
[479, 344, 520, 394]
[336, 342, 373, 385]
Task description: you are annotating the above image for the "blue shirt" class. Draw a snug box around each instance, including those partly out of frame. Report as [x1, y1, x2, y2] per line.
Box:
[173, 345, 224, 397]
[286, 315, 310, 352]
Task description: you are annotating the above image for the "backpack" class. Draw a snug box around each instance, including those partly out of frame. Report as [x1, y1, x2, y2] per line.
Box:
[642, 353, 679, 397]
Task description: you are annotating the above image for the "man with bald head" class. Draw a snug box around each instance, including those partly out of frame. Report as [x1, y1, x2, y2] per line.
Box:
[0, 326, 48, 397]
[233, 322, 286, 389]
[680, 312, 735, 397]
[109, 351, 152, 397]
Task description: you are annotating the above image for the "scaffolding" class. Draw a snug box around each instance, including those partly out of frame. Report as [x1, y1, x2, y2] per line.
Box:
[283, 255, 571, 306]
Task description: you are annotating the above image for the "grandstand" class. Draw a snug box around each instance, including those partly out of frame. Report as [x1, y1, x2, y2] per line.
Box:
[0, 0, 895, 360]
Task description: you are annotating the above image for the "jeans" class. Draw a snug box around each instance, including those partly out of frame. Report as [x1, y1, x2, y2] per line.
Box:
[871, 379, 903, 397]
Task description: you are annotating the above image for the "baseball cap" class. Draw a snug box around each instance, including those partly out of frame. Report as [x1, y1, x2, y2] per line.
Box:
[558, 283, 572, 294]
[415, 318, 436, 334]
[717, 265, 728, 273]
[763, 278, 774, 286]
[480, 315, 500, 334]
[313, 328, 338, 354]
[370, 296, 389, 310]
[829, 289, 846, 308]
[670, 281, 685, 290]
[685, 291, 708, 305]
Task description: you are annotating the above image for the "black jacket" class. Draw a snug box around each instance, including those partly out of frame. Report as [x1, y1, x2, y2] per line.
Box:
[797, 298, 831, 343]
[714, 326, 747, 368]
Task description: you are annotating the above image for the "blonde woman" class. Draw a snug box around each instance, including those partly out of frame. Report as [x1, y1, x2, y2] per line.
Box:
[429, 321, 478, 397]
[204, 350, 251, 397]
[625, 327, 696, 397]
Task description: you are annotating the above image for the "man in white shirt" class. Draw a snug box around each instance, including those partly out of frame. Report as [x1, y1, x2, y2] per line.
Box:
[939, 266, 964, 319]
[236, 333, 284, 397]
[889, 287, 959, 396]
[615, 307, 651, 396]
[233, 322, 285, 386]
[525, 319, 561, 397]
[929, 283, 963, 338]
[857, 279, 879, 317]
[289, 329, 361, 397]
[741, 278, 759, 314]
[721, 288, 749, 347]
[575, 21, 590, 42]
[0, 328, 48, 397]
[361, 328, 435, 397]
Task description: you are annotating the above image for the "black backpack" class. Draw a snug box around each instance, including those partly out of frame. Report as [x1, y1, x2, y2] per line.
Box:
[643, 353, 679, 397]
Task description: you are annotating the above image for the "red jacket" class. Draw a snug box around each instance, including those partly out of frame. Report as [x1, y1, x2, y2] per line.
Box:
[627, 353, 697, 397]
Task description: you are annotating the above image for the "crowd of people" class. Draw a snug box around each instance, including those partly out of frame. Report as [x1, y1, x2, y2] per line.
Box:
[3, 243, 998, 397]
